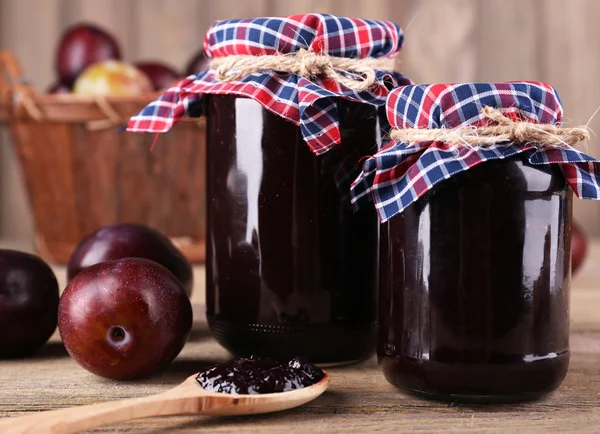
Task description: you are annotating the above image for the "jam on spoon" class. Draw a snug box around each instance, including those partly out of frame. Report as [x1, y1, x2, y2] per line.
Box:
[196, 355, 325, 394]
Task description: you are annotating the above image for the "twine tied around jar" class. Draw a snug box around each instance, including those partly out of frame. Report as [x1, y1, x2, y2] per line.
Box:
[209, 48, 396, 91]
[390, 106, 591, 149]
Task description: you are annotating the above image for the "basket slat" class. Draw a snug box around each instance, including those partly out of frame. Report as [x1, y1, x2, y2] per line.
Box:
[72, 126, 120, 233]
[12, 122, 81, 244]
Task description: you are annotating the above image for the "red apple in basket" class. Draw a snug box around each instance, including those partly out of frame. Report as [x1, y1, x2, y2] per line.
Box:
[134, 61, 180, 90]
[0, 250, 59, 358]
[58, 258, 192, 380]
[73, 60, 153, 96]
[57, 23, 121, 87]
[67, 223, 194, 297]
[184, 50, 210, 76]
[572, 222, 588, 274]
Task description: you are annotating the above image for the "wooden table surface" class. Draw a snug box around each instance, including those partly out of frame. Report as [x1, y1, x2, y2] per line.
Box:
[2, 244, 600, 433]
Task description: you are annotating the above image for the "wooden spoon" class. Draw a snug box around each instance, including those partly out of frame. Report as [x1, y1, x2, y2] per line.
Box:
[0, 371, 329, 434]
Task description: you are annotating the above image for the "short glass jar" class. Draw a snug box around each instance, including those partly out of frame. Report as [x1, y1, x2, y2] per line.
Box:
[205, 95, 381, 364]
[378, 157, 571, 402]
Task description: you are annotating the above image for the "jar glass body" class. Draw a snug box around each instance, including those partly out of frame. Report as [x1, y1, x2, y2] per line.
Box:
[379, 157, 572, 401]
[205, 95, 380, 364]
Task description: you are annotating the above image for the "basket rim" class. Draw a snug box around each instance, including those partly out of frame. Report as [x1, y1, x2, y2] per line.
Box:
[0, 91, 207, 125]
[1, 51, 189, 123]
[28, 92, 164, 103]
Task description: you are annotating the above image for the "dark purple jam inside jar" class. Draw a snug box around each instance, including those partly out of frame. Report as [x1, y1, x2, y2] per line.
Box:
[205, 95, 380, 364]
[379, 157, 571, 402]
[197, 355, 325, 394]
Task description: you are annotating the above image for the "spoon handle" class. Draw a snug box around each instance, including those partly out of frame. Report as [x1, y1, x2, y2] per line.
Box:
[0, 393, 197, 434]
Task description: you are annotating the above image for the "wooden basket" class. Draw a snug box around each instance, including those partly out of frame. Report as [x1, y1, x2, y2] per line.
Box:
[0, 51, 206, 264]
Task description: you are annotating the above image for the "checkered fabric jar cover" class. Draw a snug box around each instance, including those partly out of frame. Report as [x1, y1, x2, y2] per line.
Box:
[350, 81, 600, 222]
[126, 14, 412, 155]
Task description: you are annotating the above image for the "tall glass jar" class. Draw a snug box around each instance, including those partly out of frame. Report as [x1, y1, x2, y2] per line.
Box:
[205, 95, 381, 364]
[378, 157, 571, 401]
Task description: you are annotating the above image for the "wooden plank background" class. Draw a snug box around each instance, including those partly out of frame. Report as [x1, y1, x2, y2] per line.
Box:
[2, 0, 600, 239]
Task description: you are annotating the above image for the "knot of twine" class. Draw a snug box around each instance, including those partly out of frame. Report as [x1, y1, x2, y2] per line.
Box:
[209, 48, 396, 91]
[390, 106, 591, 149]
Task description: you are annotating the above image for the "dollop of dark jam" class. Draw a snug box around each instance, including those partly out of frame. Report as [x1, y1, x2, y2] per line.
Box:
[196, 355, 325, 394]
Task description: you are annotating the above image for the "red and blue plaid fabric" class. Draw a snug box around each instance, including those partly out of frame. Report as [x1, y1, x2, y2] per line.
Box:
[126, 14, 411, 155]
[351, 81, 600, 222]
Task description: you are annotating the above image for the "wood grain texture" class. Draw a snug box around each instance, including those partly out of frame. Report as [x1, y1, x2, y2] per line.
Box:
[401, 0, 478, 83]
[133, 0, 209, 72]
[1, 243, 600, 433]
[539, 0, 600, 236]
[3, 0, 600, 241]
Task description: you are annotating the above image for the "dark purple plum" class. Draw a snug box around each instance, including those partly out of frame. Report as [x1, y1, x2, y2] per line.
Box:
[572, 222, 588, 274]
[67, 223, 194, 296]
[184, 50, 210, 76]
[0, 250, 59, 358]
[57, 23, 121, 87]
[134, 61, 180, 90]
[58, 258, 192, 380]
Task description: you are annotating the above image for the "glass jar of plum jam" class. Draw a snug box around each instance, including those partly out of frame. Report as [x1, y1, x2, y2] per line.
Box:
[182, 14, 408, 364]
[350, 82, 600, 401]
[379, 158, 571, 401]
[205, 95, 382, 364]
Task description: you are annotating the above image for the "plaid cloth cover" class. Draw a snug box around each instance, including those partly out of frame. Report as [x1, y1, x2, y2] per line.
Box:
[126, 14, 411, 155]
[350, 81, 600, 222]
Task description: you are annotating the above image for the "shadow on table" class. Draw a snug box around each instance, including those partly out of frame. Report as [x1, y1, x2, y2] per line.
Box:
[188, 320, 213, 343]
[34, 342, 69, 359]
[381, 386, 558, 413]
